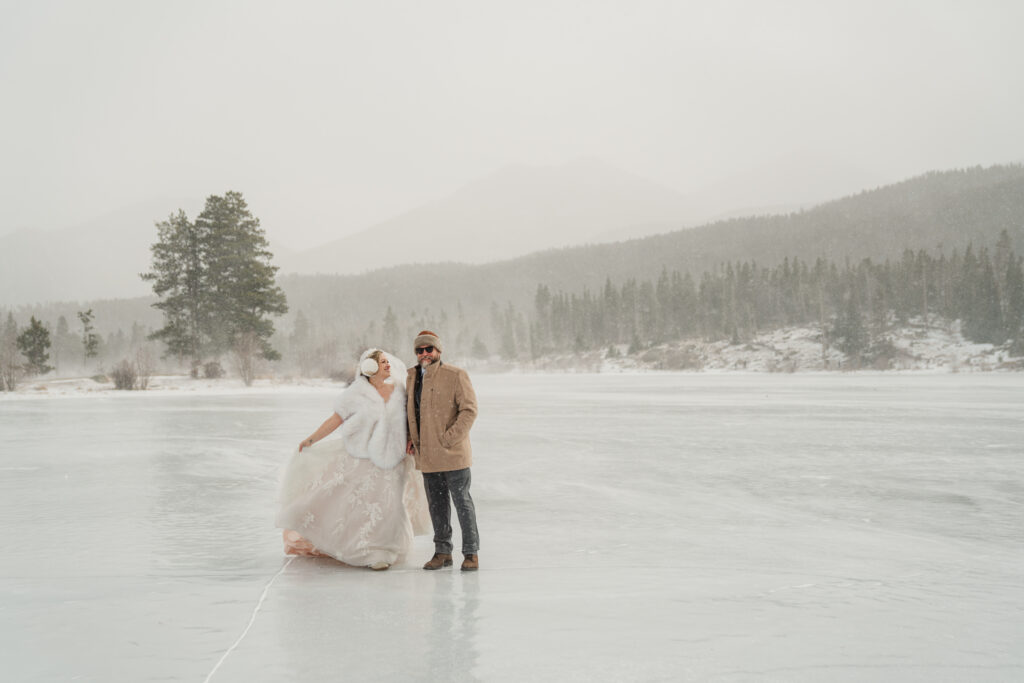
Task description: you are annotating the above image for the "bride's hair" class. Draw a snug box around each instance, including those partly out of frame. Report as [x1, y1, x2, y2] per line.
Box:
[360, 349, 386, 379]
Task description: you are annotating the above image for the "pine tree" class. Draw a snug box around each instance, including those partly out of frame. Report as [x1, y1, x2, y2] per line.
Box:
[142, 193, 288, 382]
[289, 310, 316, 377]
[78, 309, 100, 368]
[17, 316, 54, 376]
[964, 251, 1003, 343]
[197, 192, 287, 364]
[499, 302, 520, 360]
[141, 210, 205, 372]
[956, 244, 978, 325]
[1003, 255, 1024, 347]
[471, 335, 489, 359]
[0, 313, 20, 391]
[533, 284, 552, 355]
[54, 315, 70, 374]
[832, 287, 868, 361]
[382, 306, 400, 353]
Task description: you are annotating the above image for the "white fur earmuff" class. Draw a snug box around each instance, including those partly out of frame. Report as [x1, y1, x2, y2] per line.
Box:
[360, 356, 379, 377]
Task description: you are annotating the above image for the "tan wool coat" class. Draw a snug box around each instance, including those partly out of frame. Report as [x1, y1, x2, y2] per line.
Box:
[406, 361, 478, 473]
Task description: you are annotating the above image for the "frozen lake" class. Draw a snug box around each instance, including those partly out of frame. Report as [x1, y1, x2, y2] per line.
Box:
[2, 373, 1022, 682]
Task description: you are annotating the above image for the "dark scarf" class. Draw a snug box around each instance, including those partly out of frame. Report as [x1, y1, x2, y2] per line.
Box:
[413, 360, 441, 436]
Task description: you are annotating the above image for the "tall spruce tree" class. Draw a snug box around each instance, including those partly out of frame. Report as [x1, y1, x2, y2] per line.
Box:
[141, 210, 205, 372]
[142, 193, 287, 382]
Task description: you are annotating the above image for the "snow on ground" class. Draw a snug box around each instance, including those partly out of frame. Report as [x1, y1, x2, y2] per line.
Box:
[1, 373, 1022, 681]
[575, 320, 1020, 374]
[1, 375, 345, 399]
[2, 321, 1021, 400]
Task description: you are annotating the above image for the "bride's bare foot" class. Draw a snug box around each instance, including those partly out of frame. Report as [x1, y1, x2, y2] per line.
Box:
[282, 530, 329, 557]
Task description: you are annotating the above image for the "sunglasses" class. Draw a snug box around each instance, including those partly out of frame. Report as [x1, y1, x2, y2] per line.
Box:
[415, 345, 435, 355]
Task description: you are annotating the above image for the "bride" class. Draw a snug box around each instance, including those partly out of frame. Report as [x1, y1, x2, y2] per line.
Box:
[276, 349, 430, 570]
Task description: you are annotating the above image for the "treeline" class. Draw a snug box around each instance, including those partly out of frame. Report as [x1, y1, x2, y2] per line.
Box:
[4, 233, 1022, 387]
[0, 308, 160, 390]
[1, 190, 286, 390]
[508, 231, 1024, 363]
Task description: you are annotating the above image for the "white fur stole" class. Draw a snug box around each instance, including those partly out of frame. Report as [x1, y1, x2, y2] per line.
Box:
[333, 375, 408, 470]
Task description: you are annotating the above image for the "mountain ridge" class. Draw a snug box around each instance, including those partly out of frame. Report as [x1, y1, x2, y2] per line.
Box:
[1, 159, 698, 305]
[282, 158, 696, 275]
[5, 165, 1022, 333]
[273, 163, 1024, 342]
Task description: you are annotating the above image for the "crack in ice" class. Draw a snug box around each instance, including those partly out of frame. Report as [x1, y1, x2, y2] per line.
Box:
[203, 557, 294, 683]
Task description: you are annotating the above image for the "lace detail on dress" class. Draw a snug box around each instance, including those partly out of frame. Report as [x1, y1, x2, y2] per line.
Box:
[276, 439, 429, 566]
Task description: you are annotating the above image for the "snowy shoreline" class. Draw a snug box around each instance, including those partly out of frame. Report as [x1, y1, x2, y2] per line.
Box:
[0, 375, 347, 399]
[503, 321, 1023, 375]
[3, 322, 1021, 399]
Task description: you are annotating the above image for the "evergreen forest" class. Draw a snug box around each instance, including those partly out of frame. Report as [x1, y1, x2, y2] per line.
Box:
[2, 166, 1023, 384]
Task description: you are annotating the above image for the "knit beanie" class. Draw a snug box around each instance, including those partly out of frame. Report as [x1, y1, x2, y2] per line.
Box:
[413, 330, 442, 353]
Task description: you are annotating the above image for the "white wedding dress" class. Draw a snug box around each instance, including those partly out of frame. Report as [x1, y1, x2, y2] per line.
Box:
[276, 355, 430, 567]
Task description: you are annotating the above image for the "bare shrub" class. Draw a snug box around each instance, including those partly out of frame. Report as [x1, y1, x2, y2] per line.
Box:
[203, 361, 224, 379]
[110, 359, 138, 390]
[232, 332, 260, 387]
[0, 352, 20, 392]
[134, 346, 155, 390]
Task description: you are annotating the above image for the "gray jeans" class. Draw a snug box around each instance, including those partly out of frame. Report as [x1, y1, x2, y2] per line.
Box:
[422, 468, 479, 555]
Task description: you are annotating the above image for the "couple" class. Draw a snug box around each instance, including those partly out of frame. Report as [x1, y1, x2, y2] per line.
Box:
[276, 331, 480, 572]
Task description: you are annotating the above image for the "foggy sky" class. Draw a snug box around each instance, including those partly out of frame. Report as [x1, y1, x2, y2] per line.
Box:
[2, 0, 1022, 250]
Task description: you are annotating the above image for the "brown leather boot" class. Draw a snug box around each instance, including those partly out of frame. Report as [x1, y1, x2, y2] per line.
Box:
[461, 554, 479, 571]
[423, 553, 453, 570]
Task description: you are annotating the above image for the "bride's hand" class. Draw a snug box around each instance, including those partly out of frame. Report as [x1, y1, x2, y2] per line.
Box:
[299, 437, 314, 452]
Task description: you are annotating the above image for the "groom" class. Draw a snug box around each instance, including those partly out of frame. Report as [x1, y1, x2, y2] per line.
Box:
[405, 330, 480, 571]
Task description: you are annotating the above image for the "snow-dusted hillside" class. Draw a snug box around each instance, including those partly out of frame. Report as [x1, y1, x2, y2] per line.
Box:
[526, 319, 1023, 374]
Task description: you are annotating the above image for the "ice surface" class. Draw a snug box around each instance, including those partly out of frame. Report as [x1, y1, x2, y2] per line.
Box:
[1, 374, 1022, 681]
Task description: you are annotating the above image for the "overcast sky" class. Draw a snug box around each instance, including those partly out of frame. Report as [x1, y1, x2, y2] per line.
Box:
[2, 0, 1022, 249]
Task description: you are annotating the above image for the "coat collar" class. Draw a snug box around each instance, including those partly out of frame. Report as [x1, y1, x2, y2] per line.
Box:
[417, 359, 443, 378]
